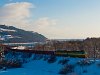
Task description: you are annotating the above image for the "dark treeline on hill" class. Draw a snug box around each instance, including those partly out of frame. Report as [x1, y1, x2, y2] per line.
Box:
[0, 25, 47, 43]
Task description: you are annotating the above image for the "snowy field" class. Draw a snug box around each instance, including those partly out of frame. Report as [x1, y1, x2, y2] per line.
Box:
[0, 54, 100, 75]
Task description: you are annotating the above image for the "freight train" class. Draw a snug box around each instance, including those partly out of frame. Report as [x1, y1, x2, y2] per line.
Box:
[10, 48, 87, 58]
[0, 44, 87, 58]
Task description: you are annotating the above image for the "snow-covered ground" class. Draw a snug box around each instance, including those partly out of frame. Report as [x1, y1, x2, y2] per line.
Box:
[1, 54, 100, 75]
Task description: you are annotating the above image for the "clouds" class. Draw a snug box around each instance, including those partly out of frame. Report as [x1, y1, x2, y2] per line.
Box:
[0, 2, 64, 39]
[34, 17, 57, 33]
[0, 2, 35, 29]
[34, 17, 57, 29]
[0, 2, 71, 39]
[0, 2, 61, 39]
[34, 17, 70, 39]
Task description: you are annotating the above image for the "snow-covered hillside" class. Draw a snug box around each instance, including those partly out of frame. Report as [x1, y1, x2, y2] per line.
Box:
[0, 25, 46, 42]
[0, 52, 100, 75]
[0, 28, 16, 32]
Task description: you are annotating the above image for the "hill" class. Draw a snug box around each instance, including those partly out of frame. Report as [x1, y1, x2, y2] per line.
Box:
[0, 25, 47, 43]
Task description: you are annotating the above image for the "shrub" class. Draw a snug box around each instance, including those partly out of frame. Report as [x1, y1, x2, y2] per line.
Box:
[59, 64, 74, 75]
[33, 54, 43, 60]
[22, 53, 32, 58]
[43, 55, 49, 61]
[47, 55, 57, 63]
[58, 59, 69, 65]
[77, 59, 94, 66]
[8, 60, 22, 68]
[0, 59, 22, 69]
[97, 63, 100, 67]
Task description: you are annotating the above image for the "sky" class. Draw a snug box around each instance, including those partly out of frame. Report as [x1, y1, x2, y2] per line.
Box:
[0, 0, 100, 39]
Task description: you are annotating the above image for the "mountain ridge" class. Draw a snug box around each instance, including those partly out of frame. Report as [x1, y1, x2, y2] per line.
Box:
[0, 25, 47, 43]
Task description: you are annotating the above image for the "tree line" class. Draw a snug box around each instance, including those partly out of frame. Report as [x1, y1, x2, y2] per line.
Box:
[34, 37, 100, 58]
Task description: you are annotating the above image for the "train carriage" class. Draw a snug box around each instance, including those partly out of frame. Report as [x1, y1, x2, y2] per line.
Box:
[55, 50, 87, 58]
